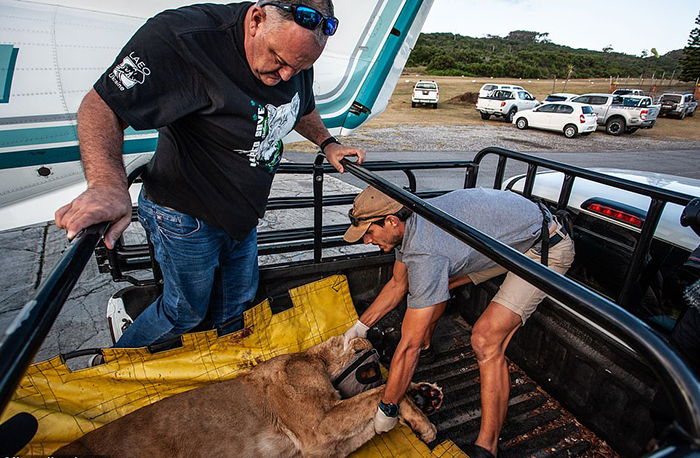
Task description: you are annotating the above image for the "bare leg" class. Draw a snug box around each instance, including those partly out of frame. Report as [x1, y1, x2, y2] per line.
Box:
[422, 301, 447, 348]
[470, 302, 522, 456]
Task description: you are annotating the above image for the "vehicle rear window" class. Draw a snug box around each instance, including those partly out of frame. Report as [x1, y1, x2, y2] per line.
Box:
[416, 83, 436, 90]
[620, 97, 642, 107]
[545, 95, 566, 102]
[661, 95, 682, 103]
[483, 85, 497, 91]
[581, 106, 594, 114]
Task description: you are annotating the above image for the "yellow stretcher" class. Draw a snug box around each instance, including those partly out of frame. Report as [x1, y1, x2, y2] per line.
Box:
[2, 275, 467, 457]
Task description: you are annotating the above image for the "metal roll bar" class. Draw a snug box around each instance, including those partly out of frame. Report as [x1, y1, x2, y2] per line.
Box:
[340, 153, 700, 444]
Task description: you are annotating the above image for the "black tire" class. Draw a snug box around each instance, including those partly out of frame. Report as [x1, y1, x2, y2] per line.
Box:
[625, 127, 638, 134]
[515, 117, 528, 130]
[506, 108, 517, 123]
[480, 112, 491, 120]
[411, 102, 416, 108]
[581, 131, 593, 136]
[563, 124, 578, 138]
[605, 117, 625, 136]
[689, 108, 696, 117]
[432, 103, 438, 109]
[679, 110, 686, 120]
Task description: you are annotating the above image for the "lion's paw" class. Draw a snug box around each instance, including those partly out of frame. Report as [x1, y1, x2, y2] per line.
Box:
[407, 382, 443, 416]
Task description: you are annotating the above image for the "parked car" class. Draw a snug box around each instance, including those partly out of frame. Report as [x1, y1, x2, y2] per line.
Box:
[543, 93, 578, 102]
[612, 88, 644, 96]
[504, 168, 700, 333]
[411, 80, 439, 108]
[658, 92, 698, 119]
[571, 93, 660, 135]
[513, 102, 598, 138]
[478, 83, 524, 98]
[476, 88, 539, 122]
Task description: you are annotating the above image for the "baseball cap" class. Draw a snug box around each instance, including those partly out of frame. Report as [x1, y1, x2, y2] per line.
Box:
[343, 187, 404, 243]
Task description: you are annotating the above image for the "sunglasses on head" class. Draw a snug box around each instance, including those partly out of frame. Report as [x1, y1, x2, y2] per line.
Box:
[259, 1, 339, 36]
[348, 209, 389, 227]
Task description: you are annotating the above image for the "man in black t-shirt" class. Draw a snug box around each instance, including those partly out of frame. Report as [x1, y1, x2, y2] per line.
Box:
[55, 0, 365, 347]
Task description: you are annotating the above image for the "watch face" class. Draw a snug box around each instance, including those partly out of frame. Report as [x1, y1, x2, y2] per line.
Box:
[380, 401, 399, 417]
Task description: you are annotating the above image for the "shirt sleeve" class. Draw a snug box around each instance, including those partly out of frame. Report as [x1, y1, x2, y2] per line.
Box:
[93, 13, 209, 130]
[302, 67, 316, 116]
[405, 254, 451, 309]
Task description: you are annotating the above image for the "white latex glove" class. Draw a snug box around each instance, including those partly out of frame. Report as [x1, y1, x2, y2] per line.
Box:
[343, 320, 369, 349]
[374, 406, 399, 434]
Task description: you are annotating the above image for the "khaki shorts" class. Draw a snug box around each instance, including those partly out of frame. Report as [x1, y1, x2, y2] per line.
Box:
[467, 225, 575, 324]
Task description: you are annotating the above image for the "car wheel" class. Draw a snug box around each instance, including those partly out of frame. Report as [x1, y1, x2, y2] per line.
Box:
[480, 112, 491, 120]
[411, 102, 416, 108]
[506, 108, 517, 123]
[625, 127, 638, 134]
[605, 117, 625, 136]
[563, 124, 577, 138]
[679, 110, 686, 120]
[689, 108, 696, 117]
[433, 103, 438, 109]
[515, 118, 528, 129]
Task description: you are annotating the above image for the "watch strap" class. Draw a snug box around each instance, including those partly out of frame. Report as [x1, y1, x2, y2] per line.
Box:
[320, 136, 341, 152]
[378, 400, 400, 418]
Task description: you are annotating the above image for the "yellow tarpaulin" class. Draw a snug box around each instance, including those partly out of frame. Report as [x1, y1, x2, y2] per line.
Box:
[3, 274, 466, 457]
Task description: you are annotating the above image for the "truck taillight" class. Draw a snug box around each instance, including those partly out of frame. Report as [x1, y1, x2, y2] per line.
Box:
[500, 101, 506, 107]
[580, 114, 585, 123]
[641, 109, 648, 120]
[587, 203, 643, 227]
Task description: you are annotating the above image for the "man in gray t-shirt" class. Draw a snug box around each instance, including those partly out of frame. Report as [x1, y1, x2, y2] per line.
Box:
[342, 186, 575, 458]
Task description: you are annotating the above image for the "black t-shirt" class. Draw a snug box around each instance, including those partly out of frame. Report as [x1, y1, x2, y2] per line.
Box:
[94, 2, 316, 240]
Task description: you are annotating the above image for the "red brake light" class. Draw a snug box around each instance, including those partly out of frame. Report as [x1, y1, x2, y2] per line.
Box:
[587, 203, 642, 227]
[580, 114, 585, 123]
[501, 101, 506, 107]
[641, 109, 648, 120]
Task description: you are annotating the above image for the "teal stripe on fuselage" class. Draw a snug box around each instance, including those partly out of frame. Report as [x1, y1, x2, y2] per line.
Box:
[317, 0, 423, 130]
[0, 125, 156, 148]
[0, 137, 156, 170]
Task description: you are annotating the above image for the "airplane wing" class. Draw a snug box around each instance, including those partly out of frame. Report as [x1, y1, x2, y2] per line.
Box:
[0, 0, 433, 230]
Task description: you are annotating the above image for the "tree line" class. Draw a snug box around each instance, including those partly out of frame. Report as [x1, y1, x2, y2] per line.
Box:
[407, 30, 688, 80]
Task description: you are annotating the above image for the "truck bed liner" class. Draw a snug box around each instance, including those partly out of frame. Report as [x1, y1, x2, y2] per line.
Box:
[412, 313, 619, 458]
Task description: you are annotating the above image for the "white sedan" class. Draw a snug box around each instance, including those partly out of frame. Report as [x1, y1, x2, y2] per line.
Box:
[513, 102, 598, 138]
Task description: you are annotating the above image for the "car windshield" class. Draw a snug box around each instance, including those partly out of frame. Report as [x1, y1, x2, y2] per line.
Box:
[545, 95, 567, 102]
[614, 90, 632, 95]
[661, 95, 682, 103]
[416, 83, 436, 90]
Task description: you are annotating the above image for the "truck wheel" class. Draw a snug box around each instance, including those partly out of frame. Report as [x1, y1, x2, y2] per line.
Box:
[679, 110, 686, 120]
[433, 103, 438, 109]
[605, 117, 625, 136]
[689, 108, 696, 117]
[625, 127, 638, 134]
[516, 118, 528, 129]
[480, 112, 491, 120]
[411, 102, 416, 108]
[506, 108, 517, 123]
[563, 124, 578, 138]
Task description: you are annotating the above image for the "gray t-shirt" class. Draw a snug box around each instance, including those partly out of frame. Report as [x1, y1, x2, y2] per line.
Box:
[395, 188, 542, 309]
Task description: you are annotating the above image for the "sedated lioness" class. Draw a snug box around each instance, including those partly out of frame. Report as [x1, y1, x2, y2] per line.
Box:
[56, 336, 440, 458]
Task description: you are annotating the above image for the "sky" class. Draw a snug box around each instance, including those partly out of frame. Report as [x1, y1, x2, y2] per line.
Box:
[21, 0, 700, 56]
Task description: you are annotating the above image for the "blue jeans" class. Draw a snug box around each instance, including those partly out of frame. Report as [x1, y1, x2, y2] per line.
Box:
[114, 190, 259, 348]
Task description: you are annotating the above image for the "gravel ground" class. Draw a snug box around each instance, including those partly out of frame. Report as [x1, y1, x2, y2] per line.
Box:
[344, 123, 700, 153]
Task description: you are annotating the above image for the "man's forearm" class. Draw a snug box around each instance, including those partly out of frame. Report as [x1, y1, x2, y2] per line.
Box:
[358, 277, 407, 327]
[77, 89, 128, 190]
[382, 341, 421, 404]
[294, 107, 331, 146]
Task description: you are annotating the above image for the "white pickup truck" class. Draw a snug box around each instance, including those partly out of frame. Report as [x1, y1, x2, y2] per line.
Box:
[571, 93, 660, 135]
[476, 89, 539, 122]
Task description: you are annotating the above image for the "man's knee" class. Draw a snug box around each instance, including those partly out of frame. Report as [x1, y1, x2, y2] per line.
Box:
[470, 324, 503, 362]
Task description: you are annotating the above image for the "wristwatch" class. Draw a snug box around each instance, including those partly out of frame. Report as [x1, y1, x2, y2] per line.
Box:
[378, 400, 400, 418]
[320, 136, 341, 152]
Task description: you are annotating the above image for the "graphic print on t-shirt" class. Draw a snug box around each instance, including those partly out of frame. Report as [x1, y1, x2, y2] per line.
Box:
[108, 51, 151, 91]
[235, 93, 300, 173]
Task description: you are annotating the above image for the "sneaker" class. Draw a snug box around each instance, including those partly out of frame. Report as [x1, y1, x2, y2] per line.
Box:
[107, 296, 133, 344]
[88, 354, 105, 367]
